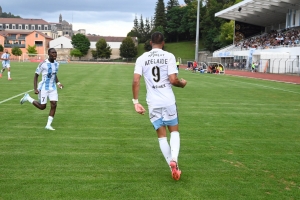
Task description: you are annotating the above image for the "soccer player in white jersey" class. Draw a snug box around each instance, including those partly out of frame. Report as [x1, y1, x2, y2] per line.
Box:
[0, 49, 12, 80]
[132, 32, 187, 181]
[20, 48, 64, 131]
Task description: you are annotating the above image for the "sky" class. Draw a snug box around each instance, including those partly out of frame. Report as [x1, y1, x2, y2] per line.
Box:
[1, 0, 186, 37]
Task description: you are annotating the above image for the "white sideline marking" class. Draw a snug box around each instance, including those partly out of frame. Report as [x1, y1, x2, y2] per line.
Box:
[0, 90, 33, 105]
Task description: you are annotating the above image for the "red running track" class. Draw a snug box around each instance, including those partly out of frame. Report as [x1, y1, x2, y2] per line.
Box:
[224, 70, 300, 85]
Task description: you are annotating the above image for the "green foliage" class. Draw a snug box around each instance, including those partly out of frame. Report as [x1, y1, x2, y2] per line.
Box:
[71, 34, 90, 56]
[70, 48, 83, 59]
[0, 44, 3, 52]
[0, 12, 20, 18]
[154, 0, 166, 29]
[218, 20, 234, 46]
[166, 6, 184, 42]
[26, 45, 37, 56]
[167, 0, 180, 10]
[131, 0, 244, 51]
[91, 50, 98, 59]
[95, 38, 112, 59]
[11, 47, 22, 56]
[144, 39, 152, 51]
[119, 37, 138, 58]
[128, 15, 153, 44]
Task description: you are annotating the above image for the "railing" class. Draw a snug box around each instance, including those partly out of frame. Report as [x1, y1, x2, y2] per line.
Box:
[4, 44, 26, 48]
[7, 36, 17, 40]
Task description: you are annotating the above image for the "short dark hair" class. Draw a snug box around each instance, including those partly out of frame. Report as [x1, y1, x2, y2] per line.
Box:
[48, 48, 56, 54]
[151, 32, 164, 44]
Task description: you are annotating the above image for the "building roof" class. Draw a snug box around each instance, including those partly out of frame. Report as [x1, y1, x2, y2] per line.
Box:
[35, 31, 53, 39]
[86, 35, 136, 42]
[215, 0, 300, 27]
[0, 30, 32, 36]
[0, 18, 50, 25]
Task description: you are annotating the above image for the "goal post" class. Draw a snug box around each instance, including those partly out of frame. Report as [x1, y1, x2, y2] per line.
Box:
[22, 54, 48, 62]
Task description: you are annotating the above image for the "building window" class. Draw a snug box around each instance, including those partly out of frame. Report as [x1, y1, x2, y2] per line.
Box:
[35, 41, 43, 46]
[35, 33, 38, 38]
[19, 25, 22, 29]
[6, 25, 9, 29]
[12, 25, 15, 29]
[38, 25, 41, 30]
[31, 25, 35, 30]
[44, 26, 48, 30]
[25, 25, 28, 30]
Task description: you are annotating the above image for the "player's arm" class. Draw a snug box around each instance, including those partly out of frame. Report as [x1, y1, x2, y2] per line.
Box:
[56, 76, 63, 89]
[169, 74, 187, 88]
[132, 73, 146, 115]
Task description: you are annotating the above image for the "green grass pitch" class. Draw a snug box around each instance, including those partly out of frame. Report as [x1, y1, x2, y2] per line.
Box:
[0, 62, 299, 199]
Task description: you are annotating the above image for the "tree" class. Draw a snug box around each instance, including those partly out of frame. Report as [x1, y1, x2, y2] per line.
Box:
[167, 0, 180, 10]
[70, 49, 83, 59]
[178, 1, 199, 40]
[95, 38, 112, 59]
[218, 20, 234, 46]
[119, 37, 138, 59]
[91, 50, 98, 59]
[0, 44, 3, 52]
[144, 39, 152, 51]
[154, 0, 166, 29]
[71, 33, 90, 56]
[166, 6, 184, 42]
[26, 45, 37, 56]
[11, 47, 22, 57]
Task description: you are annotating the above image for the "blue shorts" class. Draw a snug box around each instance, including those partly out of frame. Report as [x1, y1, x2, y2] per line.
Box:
[149, 104, 178, 130]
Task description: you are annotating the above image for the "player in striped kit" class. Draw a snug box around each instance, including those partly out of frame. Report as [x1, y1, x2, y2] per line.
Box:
[20, 48, 64, 130]
[0, 49, 12, 80]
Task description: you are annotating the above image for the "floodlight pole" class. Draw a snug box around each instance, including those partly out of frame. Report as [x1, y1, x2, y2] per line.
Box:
[195, 0, 200, 62]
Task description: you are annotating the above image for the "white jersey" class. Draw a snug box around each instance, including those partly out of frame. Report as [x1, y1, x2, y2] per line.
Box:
[35, 59, 60, 91]
[1, 53, 10, 66]
[134, 48, 178, 108]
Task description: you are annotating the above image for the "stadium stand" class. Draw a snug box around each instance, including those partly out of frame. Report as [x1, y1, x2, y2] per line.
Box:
[213, 0, 300, 75]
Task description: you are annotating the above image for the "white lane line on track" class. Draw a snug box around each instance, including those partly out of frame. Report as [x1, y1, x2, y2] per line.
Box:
[0, 90, 33, 105]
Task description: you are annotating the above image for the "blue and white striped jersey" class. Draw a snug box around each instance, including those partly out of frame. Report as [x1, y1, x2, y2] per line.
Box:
[1, 53, 10, 66]
[36, 59, 60, 91]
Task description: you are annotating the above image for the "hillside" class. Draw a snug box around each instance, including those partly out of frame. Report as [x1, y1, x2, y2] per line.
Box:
[137, 40, 204, 60]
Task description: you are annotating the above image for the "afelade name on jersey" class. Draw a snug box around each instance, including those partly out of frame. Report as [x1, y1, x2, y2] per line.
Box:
[145, 58, 168, 66]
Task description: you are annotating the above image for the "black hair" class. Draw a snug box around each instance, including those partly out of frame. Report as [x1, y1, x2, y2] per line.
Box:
[151, 32, 164, 44]
[48, 48, 56, 54]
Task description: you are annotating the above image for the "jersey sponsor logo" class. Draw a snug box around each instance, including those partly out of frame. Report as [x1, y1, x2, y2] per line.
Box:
[148, 51, 165, 58]
[152, 84, 166, 89]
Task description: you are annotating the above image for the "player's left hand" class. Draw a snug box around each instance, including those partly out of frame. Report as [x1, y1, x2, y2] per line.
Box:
[58, 83, 63, 89]
[134, 103, 146, 115]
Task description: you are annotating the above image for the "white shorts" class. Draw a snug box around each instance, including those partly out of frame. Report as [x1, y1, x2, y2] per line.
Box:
[38, 89, 58, 104]
[149, 104, 178, 130]
[2, 64, 10, 69]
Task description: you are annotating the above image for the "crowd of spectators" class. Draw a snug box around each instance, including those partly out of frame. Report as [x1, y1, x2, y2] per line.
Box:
[234, 27, 300, 50]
